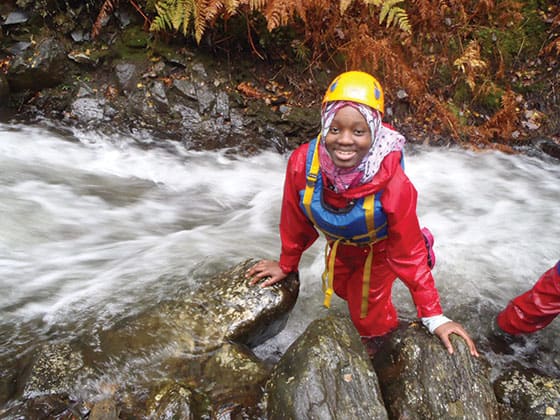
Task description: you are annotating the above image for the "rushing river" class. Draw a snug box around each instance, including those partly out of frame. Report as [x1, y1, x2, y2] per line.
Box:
[0, 121, 559, 406]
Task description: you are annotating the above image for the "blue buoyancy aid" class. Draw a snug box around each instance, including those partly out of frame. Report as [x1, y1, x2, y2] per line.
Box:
[299, 137, 388, 245]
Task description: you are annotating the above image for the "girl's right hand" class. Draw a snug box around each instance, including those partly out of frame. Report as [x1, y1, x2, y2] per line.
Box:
[246, 259, 288, 287]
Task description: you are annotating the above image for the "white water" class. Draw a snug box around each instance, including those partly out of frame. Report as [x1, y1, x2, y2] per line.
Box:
[0, 122, 559, 382]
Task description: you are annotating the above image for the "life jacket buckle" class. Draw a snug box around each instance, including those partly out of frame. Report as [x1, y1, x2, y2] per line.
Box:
[306, 173, 317, 187]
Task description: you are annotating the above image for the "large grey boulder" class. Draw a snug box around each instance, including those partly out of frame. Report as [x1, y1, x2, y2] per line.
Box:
[373, 322, 500, 419]
[97, 258, 300, 358]
[6, 37, 68, 92]
[264, 312, 389, 420]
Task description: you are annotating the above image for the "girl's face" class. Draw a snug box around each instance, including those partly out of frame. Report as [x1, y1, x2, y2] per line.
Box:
[324, 106, 372, 168]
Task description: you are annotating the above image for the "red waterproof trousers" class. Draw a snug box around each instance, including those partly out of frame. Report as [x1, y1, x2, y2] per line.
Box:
[497, 261, 560, 335]
[331, 240, 401, 336]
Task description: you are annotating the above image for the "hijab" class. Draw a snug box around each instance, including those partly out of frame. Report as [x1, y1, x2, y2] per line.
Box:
[318, 100, 405, 192]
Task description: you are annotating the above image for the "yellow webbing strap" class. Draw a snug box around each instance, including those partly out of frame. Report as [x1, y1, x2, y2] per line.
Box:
[322, 239, 374, 318]
[360, 243, 374, 318]
[363, 194, 375, 233]
[302, 138, 321, 226]
[322, 239, 340, 308]
[306, 136, 374, 318]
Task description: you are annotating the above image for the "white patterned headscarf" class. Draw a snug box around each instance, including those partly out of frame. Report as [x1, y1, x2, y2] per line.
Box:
[318, 100, 405, 192]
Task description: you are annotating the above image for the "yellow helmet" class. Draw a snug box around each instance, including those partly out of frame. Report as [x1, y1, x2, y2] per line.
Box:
[322, 71, 384, 114]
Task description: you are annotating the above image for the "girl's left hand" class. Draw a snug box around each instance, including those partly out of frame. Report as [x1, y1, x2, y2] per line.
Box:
[434, 321, 480, 357]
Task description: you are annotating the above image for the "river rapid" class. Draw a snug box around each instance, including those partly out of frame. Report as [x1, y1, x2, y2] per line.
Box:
[0, 121, 559, 405]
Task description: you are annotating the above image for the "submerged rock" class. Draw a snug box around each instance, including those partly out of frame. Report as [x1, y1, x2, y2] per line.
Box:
[19, 343, 89, 398]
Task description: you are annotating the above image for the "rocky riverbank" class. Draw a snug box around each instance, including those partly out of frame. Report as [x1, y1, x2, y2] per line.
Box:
[1, 2, 560, 161]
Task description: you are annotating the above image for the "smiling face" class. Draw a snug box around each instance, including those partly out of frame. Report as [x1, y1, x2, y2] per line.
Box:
[324, 106, 372, 169]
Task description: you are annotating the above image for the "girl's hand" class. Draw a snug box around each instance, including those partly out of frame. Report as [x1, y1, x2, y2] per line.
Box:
[434, 321, 480, 357]
[246, 259, 288, 287]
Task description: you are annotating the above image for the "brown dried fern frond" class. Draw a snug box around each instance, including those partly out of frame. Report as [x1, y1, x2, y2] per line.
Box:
[493, 0, 523, 27]
[92, 0, 119, 39]
[471, 0, 495, 19]
[479, 89, 519, 143]
[542, 9, 560, 56]
[543, 37, 560, 56]
[247, 0, 266, 10]
[408, 0, 436, 28]
[340, 0, 354, 15]
[193, 0, 213, 42]
[262, 0, 297, 31]
[416, 93, 462, 140]
[341, 25, 426, 98]
[453, 40, 487, 91]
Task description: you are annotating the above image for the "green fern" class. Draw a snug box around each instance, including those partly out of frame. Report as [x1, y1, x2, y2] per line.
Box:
[353, 0, 411, 34]
[150, 0, 196, 39]
[379, 0, 410, 32]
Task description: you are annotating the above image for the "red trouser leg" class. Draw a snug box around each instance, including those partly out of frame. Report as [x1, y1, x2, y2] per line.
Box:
[497, 262, 560, 335]
[332, 243, 399, 337]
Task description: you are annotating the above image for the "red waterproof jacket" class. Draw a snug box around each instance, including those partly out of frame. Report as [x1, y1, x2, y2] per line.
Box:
[278, 141, 443, 319]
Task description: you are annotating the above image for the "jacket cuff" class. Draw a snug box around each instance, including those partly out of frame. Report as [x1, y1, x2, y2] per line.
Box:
[279, 262, 295, 275]
[421, 314, 452, 334]
[279, 253, 301, 274]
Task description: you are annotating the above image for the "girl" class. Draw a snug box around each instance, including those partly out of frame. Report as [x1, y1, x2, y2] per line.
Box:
[248, 71, 478, 357]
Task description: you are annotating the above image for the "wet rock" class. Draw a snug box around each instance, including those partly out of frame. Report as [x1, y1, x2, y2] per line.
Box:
[68, 51, 100, 67]
[172, 78, 198, 101]
[202, 343, 269, 398]
[214, 91, 230, 119]
[98, 259, 299, 357]
[3, 260, 297, 419]
[145, 381, 194, 420]
[196, 81, 217, 114]
[163, 341, 270, 417]
[70, 97, 109, 122]
[20, 343, 89, 398]
[115, 62, 141, 94]
[494, 367, 560, 419]
[0, 393, 89, 419]
[265, 312, 389, 420]
[540, 140, 560, 160]
[173, 103, 202, 125]
[3, 40, 32, 56]
[89, 397, 119, 420]
[373, 323, 500, 419]
[2, 11, 29, 26]
[133, 343, 269, 419]
[148, 80, 169, 112]
[6, 37, 68, 92]
[0, 72, 9, 102]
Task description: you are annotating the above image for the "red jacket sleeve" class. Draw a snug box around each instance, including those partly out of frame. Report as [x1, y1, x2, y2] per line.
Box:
[278, 144, 319, 273]
[381, 163, 443, 318]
